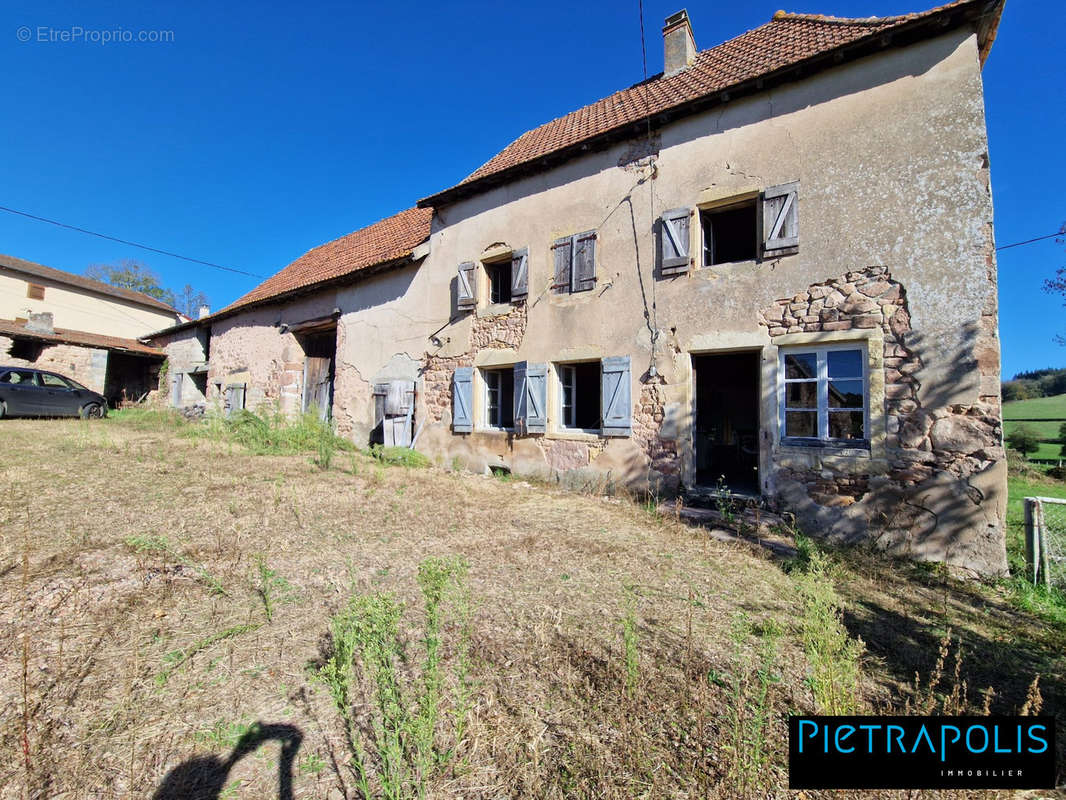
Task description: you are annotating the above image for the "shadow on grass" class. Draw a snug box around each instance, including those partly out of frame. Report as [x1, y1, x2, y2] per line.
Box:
[152, 722, 302, 800]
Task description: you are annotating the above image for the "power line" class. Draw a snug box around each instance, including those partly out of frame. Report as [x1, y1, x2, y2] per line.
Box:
[0, 204, 264, 278]
[996, 230, 1065, 252]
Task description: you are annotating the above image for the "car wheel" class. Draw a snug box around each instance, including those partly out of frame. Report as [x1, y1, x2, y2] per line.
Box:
[81, 403, 104, 420]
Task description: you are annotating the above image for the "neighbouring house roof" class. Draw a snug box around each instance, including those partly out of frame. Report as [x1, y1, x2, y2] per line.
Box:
[148, 206, 433, 336]
[418, 0, 1004, 208]
[0, 253, 180, 314]
[0, 318, 163, 356]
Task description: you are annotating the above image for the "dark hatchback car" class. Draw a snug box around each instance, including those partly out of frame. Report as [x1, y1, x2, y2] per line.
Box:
[0, 367, 108, 419]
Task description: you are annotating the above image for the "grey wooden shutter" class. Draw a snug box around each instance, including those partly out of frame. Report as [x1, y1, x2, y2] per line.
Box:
[525, 362, 547, 433]
[452, 367, 473, 433]
[511, 361, 546, 434]
[763, 181, 799, 255]
[572, 231, 596, 292]
[511, 247, 529, 300]
[552, 237, 572, 294]
[171, 372, 183, 407]
[601, 356, 632, 436]
[457, 261, 477, 310]
[660, 207, 692, 275]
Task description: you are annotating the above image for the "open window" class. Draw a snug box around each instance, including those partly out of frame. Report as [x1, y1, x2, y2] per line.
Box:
[780, 344, 867, 445]
[701, 200, 758, 266]
[555, 357, 631, 437]
[482, 366, 515, 430]
[486, 260, 512, 304]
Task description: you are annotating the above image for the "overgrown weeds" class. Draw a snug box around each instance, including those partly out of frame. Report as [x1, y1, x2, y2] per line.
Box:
[795, 551, 864, 715]
[369, 445, 431, 469]
[314, 556, 473, 799]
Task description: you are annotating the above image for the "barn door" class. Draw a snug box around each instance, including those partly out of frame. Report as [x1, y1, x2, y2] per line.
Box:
[303, 357, 333, 421]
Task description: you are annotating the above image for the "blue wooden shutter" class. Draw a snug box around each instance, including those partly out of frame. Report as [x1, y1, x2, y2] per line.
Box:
[452, 367, 473, 433]
[660, 207, 691, 274]
[511, 247, 529, 300]
[525, 362, 547, 433]
[513, 361, 546, 434]
[552, 236, 572, 294]
[572, 231, 596, 292]
[763, 181, 799, 255]
[457, 262, 477, 310]
[601, 356, 631, 437]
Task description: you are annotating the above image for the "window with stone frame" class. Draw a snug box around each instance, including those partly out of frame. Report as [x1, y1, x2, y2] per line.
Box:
[486, 259, 512, 304]
[780, 344, 867, 444]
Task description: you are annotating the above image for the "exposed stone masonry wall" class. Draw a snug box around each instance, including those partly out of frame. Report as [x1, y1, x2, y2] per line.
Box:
[758, 265, 1003, 508]
[421, 301, 527, 425]
[0, 336, 108, 393]
[632, 376, 679, 479]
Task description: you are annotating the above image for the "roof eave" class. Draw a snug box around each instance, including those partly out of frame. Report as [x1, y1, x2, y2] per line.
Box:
[144, 251, 421, 340]
[417, 0, 1001, 210]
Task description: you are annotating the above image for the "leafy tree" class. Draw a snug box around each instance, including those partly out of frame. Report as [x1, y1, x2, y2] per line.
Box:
[1060, 421, 1066, 458]
[173, 284, 211, 318]
[85, 260, 208, 316]
[1046, 222, 1066, 345]
[1007, 424, 1041, 460]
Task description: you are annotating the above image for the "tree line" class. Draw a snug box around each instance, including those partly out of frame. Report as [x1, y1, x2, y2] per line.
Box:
[86, 258, 209, 319]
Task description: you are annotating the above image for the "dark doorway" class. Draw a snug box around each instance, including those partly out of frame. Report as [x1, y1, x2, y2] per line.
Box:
[104, 352, 163, 408]
[299, 330, 336, 421]
[693, 351, 760, 494]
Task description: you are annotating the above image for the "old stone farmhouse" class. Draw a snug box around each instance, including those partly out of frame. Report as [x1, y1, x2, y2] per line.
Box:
[0, 254, 179, 404]
[150, 0, 1008, 574]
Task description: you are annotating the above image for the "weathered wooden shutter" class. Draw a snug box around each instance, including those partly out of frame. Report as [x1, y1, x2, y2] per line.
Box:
[511, 247, 529, 300]
[225, 384, 246, 418]
[763, 181, 799, 255]
[457, 261, 477, 310]
[511, 361, 546, 434]
[372, 383, 388, 444]
[572, 231, 596, 292]
[384, 379, 415, 446]
[452, 367, 473, 433]
[660, 207, 692, 275]
[171, 373, 183, 407]
[601, 356, 632, 437]
[552, 236, 572, 294]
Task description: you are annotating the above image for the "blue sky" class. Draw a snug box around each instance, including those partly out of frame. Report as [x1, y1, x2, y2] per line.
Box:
[0, 0, 1061, 378]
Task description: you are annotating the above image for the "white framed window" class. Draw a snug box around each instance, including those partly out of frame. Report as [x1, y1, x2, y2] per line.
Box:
[557, 362, 600, 432]
[482, 367, 514, 430]
[779, 344, 867, 444]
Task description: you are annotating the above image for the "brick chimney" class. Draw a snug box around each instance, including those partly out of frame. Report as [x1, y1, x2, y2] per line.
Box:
[663, 10, 696, 76]
[26, 312, 54, 334]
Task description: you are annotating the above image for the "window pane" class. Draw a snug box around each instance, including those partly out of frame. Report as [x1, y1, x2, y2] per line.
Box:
[784, 353, 817, 379]
[41, 374, 70, 388]
[828, 379, 864, 409]
[785, 410, 817, 438]
[785, 381, 817, 408]
[828, 410, 864, 439]
[827, 349, 863, 378]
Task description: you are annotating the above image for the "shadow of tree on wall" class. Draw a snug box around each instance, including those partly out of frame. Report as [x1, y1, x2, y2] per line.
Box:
[152, 722, 302, 800]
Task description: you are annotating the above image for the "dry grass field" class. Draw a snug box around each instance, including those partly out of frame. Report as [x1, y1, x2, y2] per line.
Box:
[1, 415, 1063, 799]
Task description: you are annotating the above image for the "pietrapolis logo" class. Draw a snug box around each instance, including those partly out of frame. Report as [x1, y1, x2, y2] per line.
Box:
[788, 716, 1055, 789]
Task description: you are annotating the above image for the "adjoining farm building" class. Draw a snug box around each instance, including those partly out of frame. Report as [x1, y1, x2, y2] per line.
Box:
[0, 254, 180, 404]
[150, 0, 1009, 575]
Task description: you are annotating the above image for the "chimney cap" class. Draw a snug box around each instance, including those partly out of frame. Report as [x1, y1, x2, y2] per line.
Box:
[663, 9, 691, 32]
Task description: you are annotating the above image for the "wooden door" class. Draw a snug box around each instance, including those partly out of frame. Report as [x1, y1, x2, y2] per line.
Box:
[303, 357, 332, 421]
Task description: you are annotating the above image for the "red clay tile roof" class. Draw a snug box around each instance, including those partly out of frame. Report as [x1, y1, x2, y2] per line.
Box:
[0, 318, 163, 356]
[0, 253, 180, 314]
[420, 0, 1002, 207]
[217, 206, 433, 316]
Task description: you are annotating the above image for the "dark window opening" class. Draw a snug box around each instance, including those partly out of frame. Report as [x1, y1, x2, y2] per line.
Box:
[702, 201, 757, 265]
[190, 372, 208, 399]
[560, 361, 600, 430]
[487, 261, 512, 304]
[198, 327, 212, 362]
[9, 338, 44, 361]
[484, 367, 514, 429]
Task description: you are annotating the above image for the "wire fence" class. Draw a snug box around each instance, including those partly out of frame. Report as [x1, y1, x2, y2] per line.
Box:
[1025, 497, 1066, 588]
